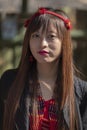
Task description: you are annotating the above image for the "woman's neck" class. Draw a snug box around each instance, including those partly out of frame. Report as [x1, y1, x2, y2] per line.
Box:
[37, 62, 58, 81]
[37, 62, 58, 100]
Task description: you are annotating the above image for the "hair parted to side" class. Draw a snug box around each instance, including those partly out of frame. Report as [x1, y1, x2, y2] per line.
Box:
[3, 8, 78, 130]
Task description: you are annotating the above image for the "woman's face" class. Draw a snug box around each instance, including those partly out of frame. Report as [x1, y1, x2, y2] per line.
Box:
[29, 22, 62, 64]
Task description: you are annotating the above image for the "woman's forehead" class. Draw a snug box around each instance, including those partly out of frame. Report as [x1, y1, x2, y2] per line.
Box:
[35, 21, 57, 33]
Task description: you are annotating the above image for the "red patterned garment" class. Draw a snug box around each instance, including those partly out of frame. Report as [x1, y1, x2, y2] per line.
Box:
[29, 96, 58, 130]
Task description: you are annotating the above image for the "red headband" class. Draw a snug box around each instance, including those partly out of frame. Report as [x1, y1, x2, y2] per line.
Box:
[24, 8, 72, 30]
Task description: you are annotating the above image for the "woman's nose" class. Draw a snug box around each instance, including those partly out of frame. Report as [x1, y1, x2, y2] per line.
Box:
[40, 38, 48, 48]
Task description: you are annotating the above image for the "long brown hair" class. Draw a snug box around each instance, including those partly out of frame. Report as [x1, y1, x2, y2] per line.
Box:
[3, 8, 78, 130]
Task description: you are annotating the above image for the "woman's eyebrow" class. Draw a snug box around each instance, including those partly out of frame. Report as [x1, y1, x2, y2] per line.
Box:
[47, 30, 57, 34]
[33, 31, 40, 33]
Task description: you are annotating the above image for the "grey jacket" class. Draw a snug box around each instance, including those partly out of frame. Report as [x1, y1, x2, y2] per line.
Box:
[0, 69, 87, 130]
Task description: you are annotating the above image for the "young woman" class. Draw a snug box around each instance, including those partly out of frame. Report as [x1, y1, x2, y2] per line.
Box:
[0, 7, 87, 130]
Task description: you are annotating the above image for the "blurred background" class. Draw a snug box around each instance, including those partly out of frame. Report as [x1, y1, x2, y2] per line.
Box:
[0, 0, 87, 80]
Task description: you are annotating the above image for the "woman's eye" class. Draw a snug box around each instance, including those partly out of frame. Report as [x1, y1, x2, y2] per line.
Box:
[48, 34, 56, 39]
[31, 33, 40, 38]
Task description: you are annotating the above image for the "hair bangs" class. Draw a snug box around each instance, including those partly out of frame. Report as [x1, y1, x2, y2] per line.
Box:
[28, 14, 66, 37]
[28, 14, 50, 35]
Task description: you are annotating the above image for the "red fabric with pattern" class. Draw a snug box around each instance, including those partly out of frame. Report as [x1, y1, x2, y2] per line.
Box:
[29, 96, 58, 130]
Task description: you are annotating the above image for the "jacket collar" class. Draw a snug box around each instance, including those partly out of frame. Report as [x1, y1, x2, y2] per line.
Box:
[63, 103, 70, 128]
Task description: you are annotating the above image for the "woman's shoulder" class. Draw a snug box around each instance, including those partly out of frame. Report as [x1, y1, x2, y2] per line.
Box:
[74, 76, 87, 100]
[1, 68, 18, 77]
[0, 68, 18, 100]
[0, 68, 18, 85]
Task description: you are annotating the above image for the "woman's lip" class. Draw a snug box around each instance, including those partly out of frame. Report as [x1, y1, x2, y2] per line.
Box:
[38, 50, 49, 55]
